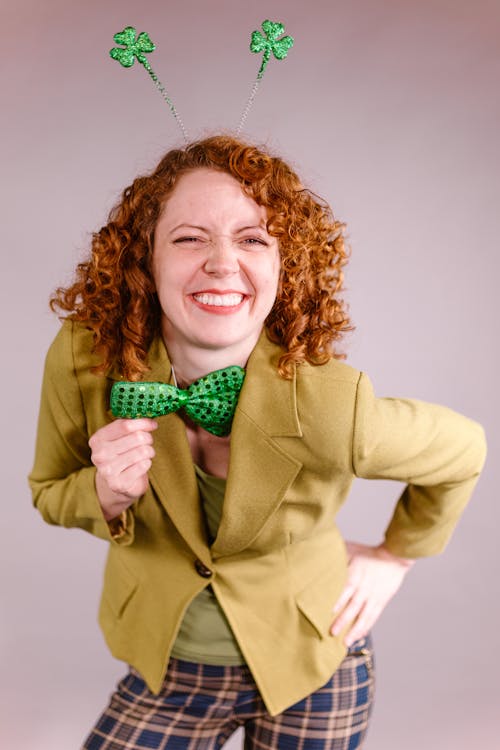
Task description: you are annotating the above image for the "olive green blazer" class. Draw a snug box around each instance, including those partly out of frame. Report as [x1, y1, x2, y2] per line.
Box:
[29, 321, 486, 716]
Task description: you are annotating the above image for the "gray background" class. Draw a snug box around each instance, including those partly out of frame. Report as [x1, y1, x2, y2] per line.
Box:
[2, 0, 499, 747]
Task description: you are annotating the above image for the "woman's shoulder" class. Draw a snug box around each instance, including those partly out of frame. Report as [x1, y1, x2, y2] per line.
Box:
[297, 357, 362, 386]
[255, 333, 363, 386]
[45, 319, 101, 375]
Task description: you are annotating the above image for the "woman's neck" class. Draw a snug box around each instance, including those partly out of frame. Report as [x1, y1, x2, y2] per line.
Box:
[163, 331, 261, 387]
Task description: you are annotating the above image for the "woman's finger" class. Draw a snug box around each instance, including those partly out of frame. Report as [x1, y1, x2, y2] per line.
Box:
[332, 582, 356, 614]
[343, 601, 382, 645]
[111, 457, 154, 496]
[97, 444, 156, 490]
[89, 418, 157, 448]
[330, 592, 365, 635]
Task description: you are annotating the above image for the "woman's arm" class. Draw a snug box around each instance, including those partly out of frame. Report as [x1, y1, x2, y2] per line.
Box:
[331, 371, 486, 644]
[28, 323, 155, 544]
[353, 372, 486, 556]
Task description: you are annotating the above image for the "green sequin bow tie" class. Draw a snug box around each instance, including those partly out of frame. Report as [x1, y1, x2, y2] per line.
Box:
[110, 366, 245, 437]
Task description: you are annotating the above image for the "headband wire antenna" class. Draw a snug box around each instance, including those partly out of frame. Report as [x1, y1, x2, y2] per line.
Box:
[109, 21, 294, 142]
[109, 26, 189, 144]
[236, 20, 294, 136]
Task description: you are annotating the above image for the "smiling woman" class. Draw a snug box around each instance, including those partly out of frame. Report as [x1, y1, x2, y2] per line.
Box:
[48, 135, 351, 382]
[29, 135, 486, 750]
[151, 169, 281, 378]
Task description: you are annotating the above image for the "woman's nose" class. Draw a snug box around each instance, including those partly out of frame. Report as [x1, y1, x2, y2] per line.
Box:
[203, 237, 239, 276]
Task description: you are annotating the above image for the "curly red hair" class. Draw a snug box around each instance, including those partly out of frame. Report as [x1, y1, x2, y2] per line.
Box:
[51, 135, 352, 379]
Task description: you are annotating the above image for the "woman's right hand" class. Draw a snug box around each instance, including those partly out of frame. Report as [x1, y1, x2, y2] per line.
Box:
[89, 418, 158, 521]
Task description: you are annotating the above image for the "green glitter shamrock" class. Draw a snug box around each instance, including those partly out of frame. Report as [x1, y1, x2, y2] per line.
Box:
[108, 25, 189, 141]
[109, 26, 155, 67]
[250, 20, 294, 79]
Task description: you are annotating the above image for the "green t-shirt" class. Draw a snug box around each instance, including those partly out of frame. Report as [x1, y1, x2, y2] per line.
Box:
[170, 465, 245, 665]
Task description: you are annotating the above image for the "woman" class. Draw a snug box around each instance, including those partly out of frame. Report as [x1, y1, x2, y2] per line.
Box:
[29, 135, 486, 749]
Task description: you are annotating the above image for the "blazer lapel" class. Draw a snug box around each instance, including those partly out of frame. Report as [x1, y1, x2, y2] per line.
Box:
[211, 334, 303, 558]
[149, 414, 211, 563]
[109, 332, 304, 562]
[109, 336, 211, 564]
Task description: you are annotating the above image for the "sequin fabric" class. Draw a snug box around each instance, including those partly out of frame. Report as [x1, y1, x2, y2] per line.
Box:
[110, 366, 245, 437]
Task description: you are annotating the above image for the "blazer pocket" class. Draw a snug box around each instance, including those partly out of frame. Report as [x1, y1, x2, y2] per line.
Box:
[102, 553, 139, 620]
[295, 567, 341, 640]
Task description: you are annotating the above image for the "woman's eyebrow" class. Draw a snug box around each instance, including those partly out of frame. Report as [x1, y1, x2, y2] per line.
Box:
[234, 224, 268, 233]
[169, 223, 208, 233]
[168, 223, 268, 234]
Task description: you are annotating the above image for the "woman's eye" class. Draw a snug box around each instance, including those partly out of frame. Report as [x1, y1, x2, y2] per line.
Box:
[241, 237, 268, 247]
[174, 237, 202, 245]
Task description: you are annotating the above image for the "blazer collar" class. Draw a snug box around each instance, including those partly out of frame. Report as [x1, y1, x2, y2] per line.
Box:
[211, 331, 303, 557]
[235, 330, 302, 438]
[109, 331, 303, 560]
[107, 335, 173, 383]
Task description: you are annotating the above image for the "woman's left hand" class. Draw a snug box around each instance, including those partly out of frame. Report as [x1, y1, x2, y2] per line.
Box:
[330, 541, 415, 646]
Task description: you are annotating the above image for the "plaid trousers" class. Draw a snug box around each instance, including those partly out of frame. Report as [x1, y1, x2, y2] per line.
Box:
[82, 636, 374, 750]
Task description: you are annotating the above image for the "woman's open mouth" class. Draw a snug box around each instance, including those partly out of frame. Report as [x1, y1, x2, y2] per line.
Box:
[191, 291, 247, 313]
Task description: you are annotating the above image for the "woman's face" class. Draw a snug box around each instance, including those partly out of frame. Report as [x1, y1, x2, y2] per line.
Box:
[152, 168, 280, 361]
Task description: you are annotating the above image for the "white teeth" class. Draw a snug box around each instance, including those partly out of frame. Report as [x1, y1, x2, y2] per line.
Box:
[193, 293, 243, 307]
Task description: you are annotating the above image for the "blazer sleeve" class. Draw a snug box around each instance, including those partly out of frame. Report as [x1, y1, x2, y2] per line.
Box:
[28, 322, 135, 545]
[352, 372, 487, 558]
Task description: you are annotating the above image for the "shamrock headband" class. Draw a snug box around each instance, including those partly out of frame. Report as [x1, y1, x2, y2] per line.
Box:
[109, 20, 294, 143]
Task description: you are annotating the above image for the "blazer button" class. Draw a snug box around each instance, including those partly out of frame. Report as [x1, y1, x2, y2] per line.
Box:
[194, 559, 213, 578]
